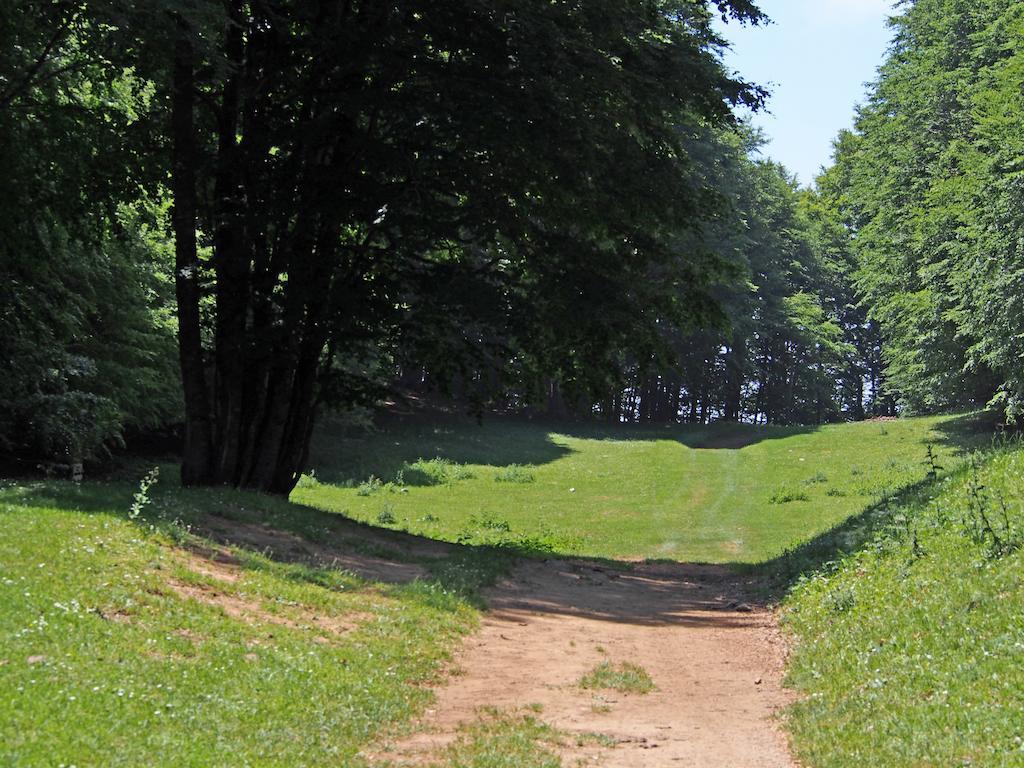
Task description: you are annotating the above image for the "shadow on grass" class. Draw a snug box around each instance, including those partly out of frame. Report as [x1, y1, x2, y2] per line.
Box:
[930, 410, 1004, 455]
[732, 475, 941, 602]
[3, 473, 760, 628]
[307, 412, 824, 487]
[1, 410, 998, 623]
[731, 413, 1000, 601]
[307, 414, 574, 486]
[552, 419, 819, 451]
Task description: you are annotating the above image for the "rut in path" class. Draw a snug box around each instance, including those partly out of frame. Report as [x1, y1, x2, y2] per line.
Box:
[367, 558, 797, 767]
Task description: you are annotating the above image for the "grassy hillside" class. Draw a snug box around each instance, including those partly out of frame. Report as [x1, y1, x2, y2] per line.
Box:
[0, 478, 507, 766]
[297, 414, 981, 563]
[782, 441, 1024, 766]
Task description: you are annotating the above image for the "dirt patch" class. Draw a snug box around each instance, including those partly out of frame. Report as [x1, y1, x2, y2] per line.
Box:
[182, 545, 243, 583]
[165, 577, 366, 637]
[199, 515, 429, 584]
[367, 559, 796, 767]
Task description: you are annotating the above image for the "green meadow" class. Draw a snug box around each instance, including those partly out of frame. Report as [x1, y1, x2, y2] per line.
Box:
[2, 411, 1018, 766]
[296, 413, 982, 563]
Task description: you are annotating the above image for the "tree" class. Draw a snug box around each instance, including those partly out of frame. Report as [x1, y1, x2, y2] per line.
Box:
[815, 0, 1024, 418]
[0, 1, 179, 466]
[163, 0, 766, 493]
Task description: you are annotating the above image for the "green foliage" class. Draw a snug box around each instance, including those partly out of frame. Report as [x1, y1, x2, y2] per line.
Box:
[591, 125, 873, 426]
[813, 0, 1024, 420]
[0, 4, 180, 462]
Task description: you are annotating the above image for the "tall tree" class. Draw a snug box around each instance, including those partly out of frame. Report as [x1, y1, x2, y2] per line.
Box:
[816, 0, 1024, 418]
[164, 0, 766, 492]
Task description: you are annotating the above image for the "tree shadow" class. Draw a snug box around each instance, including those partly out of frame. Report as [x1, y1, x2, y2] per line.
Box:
[307, 413, 575, 486]
[307, 412, 825, 487]
[3, 473, 764, 628]
[551, 419, 820, 450]
[929, 410, 1003, 455]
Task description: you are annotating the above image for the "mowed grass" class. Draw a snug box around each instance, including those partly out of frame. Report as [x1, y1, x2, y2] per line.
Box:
[782, 443, 1024, 766]
[297, 413, 986, 563]
[0, 476, 507, 766]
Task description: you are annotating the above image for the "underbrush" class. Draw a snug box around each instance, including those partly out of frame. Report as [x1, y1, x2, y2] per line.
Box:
[782, 444, 1024, 766]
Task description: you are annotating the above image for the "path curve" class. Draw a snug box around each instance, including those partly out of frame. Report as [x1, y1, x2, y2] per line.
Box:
[369, 558, 797, 767]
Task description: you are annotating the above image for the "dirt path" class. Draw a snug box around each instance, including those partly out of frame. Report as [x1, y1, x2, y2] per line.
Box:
[369, 558, 797, 767]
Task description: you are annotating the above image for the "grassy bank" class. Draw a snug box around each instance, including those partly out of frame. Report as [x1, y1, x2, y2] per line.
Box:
[782, 442, 1024, 766]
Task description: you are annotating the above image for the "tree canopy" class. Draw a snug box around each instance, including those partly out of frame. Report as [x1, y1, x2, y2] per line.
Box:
[816, 0, 1024, 419]
[6, 0, 1020, 487]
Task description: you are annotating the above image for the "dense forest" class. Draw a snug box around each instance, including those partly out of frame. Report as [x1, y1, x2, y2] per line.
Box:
[1, 0, 1019, 491]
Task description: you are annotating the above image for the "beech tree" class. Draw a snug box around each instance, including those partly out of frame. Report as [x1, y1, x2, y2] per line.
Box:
[164, 0, 765, 492]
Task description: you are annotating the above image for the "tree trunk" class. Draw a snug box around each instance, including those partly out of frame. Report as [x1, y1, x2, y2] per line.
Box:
[171, 22, 213, 486]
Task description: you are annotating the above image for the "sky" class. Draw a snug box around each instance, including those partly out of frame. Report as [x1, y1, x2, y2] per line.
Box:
[714, 0, 897, 185]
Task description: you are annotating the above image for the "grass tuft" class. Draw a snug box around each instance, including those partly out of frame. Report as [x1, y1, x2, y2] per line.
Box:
[437, 709, 562, 768]
[579, 661, 656, 694]
[493, 465, 536, 484]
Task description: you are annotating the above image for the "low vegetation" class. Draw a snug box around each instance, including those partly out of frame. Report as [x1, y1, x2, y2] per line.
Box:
[579, 662, 657, 695]
[0, 474, 509, 765]
[782, 442, 1024, 766]
[437, 709, 563, 768]
[0, 411, 1012, 765]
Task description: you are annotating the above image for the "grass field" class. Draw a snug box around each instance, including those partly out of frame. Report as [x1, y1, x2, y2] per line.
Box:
[296, 413, 985, 563]
[1, 410, 1013, 766]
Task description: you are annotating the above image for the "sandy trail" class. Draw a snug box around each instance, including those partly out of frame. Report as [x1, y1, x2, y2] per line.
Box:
[369, 558, 796, 767]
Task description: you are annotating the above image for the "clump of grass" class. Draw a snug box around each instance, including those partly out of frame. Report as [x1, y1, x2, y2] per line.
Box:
[494, 464, 535, 484]
[579, 661, 656, 694]
[356, 475, 383, 496]
[439, 709, 562, 768]
[404, 457, 475, 486]
[376, 503, 396, 525]
[769, 487, 810, 504]
[576, 731, 618, 747]
[803, 472, 828, 485]
[453, 514, 581, 555]
[825, 487, 847, 497]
